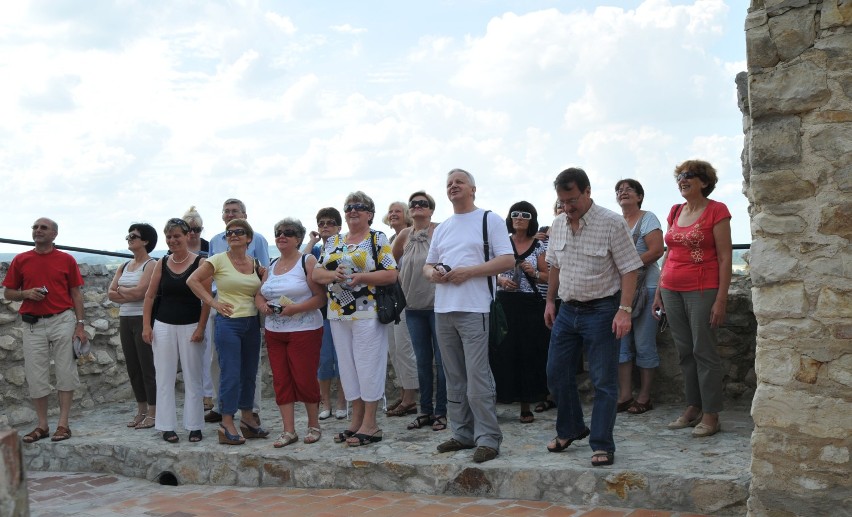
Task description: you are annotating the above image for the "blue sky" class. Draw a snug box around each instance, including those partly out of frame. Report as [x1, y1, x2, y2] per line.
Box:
[0, 0, 750, 252]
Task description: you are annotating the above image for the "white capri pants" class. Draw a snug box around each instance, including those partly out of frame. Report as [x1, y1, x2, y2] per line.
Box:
[330, 318, 389, 402]
[152, 321, 205, 432]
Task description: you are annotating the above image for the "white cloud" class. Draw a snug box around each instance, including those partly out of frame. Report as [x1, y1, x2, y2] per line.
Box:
[265, 12, 297, 34]
[330, 23, 367, 35]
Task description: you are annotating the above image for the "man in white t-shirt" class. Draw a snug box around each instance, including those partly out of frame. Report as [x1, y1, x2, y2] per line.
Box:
[424, 169, 514, 463]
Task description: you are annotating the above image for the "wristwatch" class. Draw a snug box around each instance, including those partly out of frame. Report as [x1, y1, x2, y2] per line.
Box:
[76, 319, 85, 325]
[618, 305, 633, 314]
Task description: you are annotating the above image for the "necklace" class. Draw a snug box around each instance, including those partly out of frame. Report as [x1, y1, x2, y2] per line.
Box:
[171, 253, 190, 264]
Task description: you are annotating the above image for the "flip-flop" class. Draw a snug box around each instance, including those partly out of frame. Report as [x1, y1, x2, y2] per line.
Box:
[347, 430, 383, 447]
[431, 416, 447, 432]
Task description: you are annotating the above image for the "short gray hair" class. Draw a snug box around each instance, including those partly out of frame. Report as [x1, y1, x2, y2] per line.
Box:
[274, 217, 307, 246]
[222, 198, 246, 213]
[448, 168, 475, 187]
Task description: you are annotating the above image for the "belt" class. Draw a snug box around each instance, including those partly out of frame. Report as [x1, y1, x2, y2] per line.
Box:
[22, 312, 62, 320]
[563, 294, 617, 308]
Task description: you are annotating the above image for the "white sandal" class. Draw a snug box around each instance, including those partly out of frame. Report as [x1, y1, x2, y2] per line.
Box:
[303, 426, 322, 444]
[273, 431, 298, 448]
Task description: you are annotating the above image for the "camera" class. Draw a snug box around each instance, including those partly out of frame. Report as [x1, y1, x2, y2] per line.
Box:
[267, 303, 283, 314]
[434, 263, 452, 274]
[38, 286, 48, 296]
[655, 308, 664, 318]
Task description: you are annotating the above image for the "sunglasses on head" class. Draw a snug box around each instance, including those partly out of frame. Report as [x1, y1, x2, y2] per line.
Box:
[126, 234, 142, 241]
[275, 229, 298, 238]
[317, 220, 338, 228]
[224, 228, 248, 238]
[676, 171, 700, 182]
[409, 199, 430, 209]
[510, 211, 532, 220]
[168, 218, 190, 231]
[344, 203, 370, 213]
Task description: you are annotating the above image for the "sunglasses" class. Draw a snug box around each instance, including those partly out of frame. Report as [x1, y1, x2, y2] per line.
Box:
[188, 226, 203, 234]
[126, 234, 142, 241]
[167, 218, 190, 231]
[510, 211, 532, 220]
[31, 224, 52, 231]
[676, 171, 700, 182]
[224, 228, 248, 237]
[275, 229, 298, 238]
[317, 220, 338, 228]
[344, 203, 371, 213]
[409, 200, 430, 209]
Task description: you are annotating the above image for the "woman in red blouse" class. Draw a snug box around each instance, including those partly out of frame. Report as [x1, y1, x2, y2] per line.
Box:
[653, 160, 732, 438]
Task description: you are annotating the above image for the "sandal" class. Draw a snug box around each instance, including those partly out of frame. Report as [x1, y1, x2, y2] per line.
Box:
[407, 414, 435, 430]
[218, 424, 245, 445]
[386, 401, 417, 417]
[135, 416, 156, 429]
[303, 427, 322, 444]
[591, 450, 614, 467]
[347, 430, 382, 447]
[534, 400, 556, 413]
[127, 413, 146, 428]
[22, 427, 49, 444]
[333, 430, 356, 443]
[547, 427, 590, 453]
[519, 411, 535, 424]
[51, 426, 72, 442]
[385, 399, 402, 414]
[189, 430, 203, 442]
[162, 431, 179, 443]
[627, 399, 653, 414]
[240, 421, 269, 439]
[273, 431, 299, 448]
[616, 398, 635, 413]
[431, 415, 447, 432]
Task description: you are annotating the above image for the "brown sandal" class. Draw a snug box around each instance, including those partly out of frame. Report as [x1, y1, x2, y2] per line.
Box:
[386, 402, 417, 417]
[23, 427, 49, 443]
[51, 426, 72, 442]
[627, 400, 653, 414]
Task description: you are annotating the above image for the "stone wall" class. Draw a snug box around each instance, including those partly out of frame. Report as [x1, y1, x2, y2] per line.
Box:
[742, 1, 852, 515]
[0, 260, 757, 428]
[0, 430, 27, 517]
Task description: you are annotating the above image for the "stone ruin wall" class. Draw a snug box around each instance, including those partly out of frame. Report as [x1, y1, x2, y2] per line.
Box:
[742, 0, 851, 515]
[0, 261, 757, 428]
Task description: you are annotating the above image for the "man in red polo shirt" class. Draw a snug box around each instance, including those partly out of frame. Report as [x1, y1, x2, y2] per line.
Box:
[3, 217, 87, 443]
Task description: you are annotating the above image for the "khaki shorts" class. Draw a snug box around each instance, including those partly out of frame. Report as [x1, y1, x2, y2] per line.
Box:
[21, 309, 80, 398]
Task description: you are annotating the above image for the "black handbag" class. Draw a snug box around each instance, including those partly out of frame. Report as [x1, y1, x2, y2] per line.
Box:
[370, 231, 407, 324]
[483, 211, 508, 350]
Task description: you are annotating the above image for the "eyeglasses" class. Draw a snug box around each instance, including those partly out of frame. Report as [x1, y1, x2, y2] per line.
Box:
[510, 211, 532, 220]
[31, 224, 52, 230]
[275, 229, 298, 238]
[676, 171, 700, 182]
[615, 187, 635, 195]
[126, 234, 142, 241]
[409, 200, 430, 209]
[167, 218, 190, 231]
[344, 203, 370, 213]
[558, 196, 583, 207]
[222, 209, 244, 216]
[317, 220, 338, 228]
[188, 226, 203, 234]
[224, 228, 248, 237]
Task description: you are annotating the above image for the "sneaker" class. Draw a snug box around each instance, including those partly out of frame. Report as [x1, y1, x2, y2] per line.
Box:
[204, 410, 223, 423]
[472, 446, 499, 463]
[436, 438, 475, 453]
[335, 409, 348, 420]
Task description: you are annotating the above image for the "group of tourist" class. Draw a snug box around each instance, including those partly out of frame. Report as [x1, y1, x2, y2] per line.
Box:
[4, 159, 733, 466]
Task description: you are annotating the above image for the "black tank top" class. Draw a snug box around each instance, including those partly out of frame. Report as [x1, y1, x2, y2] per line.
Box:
[155, 255, 203, 325]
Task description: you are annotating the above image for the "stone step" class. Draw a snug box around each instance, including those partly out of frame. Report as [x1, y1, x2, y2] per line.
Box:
[20, 400, 752, 515]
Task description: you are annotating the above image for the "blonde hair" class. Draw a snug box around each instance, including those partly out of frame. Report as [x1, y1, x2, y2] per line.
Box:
[183, 205, 203, 227]
[381, 201, 413, 227]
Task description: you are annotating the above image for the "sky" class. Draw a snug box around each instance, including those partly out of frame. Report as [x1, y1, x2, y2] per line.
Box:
[0, 0, 751, 254]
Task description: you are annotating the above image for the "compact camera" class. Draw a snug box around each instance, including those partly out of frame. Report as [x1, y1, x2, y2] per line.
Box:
[267, 303, 283, 314]
[38, 286, 49, 295]
[433, 263, 452, 275]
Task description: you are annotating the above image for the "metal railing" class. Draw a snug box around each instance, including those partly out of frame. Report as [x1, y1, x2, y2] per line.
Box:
[0, 238, 133, 259]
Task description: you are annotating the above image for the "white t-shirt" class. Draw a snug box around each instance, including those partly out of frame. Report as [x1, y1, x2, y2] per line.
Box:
[426, 208, 513, 313]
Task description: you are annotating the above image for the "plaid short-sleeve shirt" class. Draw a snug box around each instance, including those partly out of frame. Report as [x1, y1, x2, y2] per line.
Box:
[545, 202, 642, 302]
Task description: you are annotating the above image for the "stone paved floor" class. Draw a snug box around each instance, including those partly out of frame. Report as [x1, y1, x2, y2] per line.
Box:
[28, 471, 710, 516]
[18, 398, 753, 515]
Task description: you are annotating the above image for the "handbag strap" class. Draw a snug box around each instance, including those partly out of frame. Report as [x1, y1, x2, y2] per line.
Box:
[631, 211, 646, 245]
[511, 238, 543, 300]
[483, 211, 496, 301]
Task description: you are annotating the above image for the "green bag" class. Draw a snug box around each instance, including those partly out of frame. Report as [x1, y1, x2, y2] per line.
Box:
[483, 211, 508, 350]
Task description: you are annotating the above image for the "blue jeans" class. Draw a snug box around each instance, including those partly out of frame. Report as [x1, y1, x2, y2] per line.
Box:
[547, 296, 619, 453]
[214, 314, 261, 415]
[406, 309, 447, 416]
[317, 319, 339, 381]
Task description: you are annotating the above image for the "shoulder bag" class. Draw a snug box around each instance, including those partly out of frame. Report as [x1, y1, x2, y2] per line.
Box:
[371, 231, 407, 324]
[484, 211, 509, 350]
